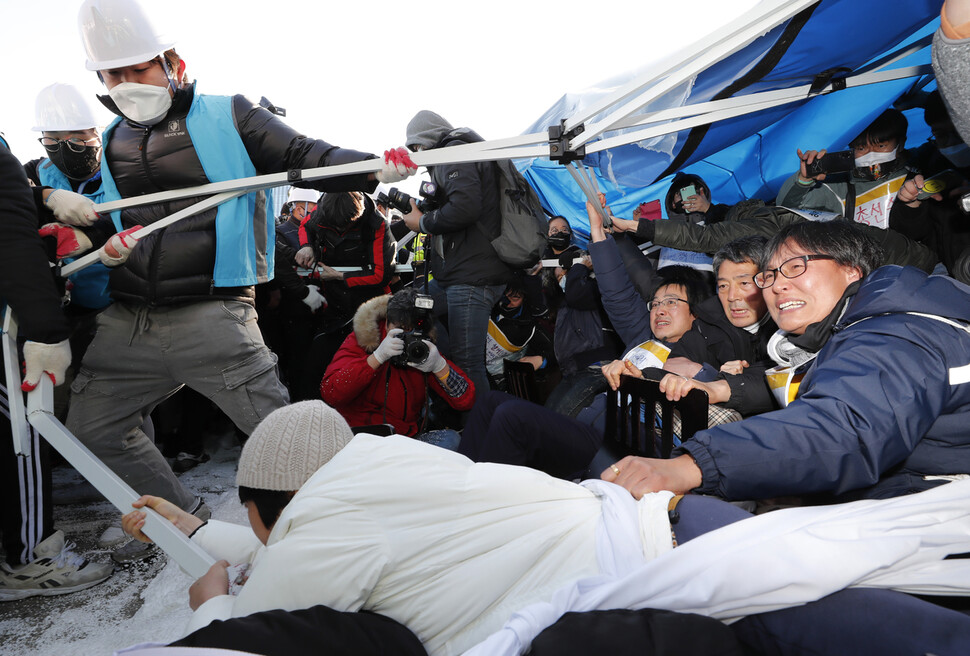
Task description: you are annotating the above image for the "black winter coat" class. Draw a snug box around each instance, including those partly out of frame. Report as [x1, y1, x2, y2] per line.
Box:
[90, 84, 377, 306]
[421, 130, 512, 287]
[0, 141, 70, 344]
[669, 296, 776, 416]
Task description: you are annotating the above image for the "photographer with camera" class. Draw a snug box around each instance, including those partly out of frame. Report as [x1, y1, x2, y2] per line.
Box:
[321, 288, 474, 449]
[401, 111, 514, 396]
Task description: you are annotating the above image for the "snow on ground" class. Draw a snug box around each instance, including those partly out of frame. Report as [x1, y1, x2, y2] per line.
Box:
[1, 430, 247, 656]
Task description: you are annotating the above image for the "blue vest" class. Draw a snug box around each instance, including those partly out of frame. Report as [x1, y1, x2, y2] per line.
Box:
[38, 160, 113, 310]
[99, 92, 274, 287]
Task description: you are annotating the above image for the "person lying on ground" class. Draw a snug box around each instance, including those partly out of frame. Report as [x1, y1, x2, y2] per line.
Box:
[119, 400, 970, 656]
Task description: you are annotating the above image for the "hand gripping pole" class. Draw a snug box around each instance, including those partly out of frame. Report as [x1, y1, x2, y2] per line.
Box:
[16, 339, 215, 578]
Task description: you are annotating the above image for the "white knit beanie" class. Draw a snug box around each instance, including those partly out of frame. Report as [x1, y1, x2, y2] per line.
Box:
[237, 401, 354, 491]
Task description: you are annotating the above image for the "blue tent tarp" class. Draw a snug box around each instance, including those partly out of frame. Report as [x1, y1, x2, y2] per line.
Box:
[519, 0, 943, 244]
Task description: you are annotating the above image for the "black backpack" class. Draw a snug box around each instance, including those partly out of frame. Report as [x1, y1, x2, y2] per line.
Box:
[485, 160, 549, 269]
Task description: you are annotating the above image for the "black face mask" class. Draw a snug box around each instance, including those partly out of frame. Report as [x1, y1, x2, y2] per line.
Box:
[547, 233, 571, 250]
[48, 143, 100, 181]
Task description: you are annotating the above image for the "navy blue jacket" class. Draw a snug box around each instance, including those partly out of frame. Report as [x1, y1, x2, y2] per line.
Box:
[682, 266, 970, 501]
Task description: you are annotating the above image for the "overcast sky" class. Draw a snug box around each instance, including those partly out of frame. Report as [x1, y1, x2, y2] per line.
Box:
[2, 0, 758, 167]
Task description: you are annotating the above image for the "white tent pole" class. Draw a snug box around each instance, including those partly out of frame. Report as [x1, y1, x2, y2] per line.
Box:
[24, 374, 215, 579]
[2, 308, 31, 456]
[583, 65, 933, 154]
[563, 0, 819, 139]
[566, 163, 611, 228]
[596, 64, 932, 134]
[62, 190, 247, 277]
[93, 142, 548, 216]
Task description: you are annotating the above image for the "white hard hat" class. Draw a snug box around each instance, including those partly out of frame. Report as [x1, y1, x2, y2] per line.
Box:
[287, 187, 320, 204]
[78, 0, 175, 71]
[32, 83, 100, 132]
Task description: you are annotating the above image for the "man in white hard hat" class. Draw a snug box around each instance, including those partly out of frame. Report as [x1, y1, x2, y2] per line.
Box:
[26, 83, 113, 313]
[277, 187, 319, 251]
[61, 0, 416, 563]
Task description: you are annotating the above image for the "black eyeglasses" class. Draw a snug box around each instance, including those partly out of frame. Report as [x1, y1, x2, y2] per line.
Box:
[39, 136, 100, 153]
[754, 254, 835, 289]
[647, 297, 688, 311]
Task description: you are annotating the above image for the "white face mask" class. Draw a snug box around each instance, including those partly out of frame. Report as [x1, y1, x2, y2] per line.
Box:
[854, 147, 897, 168]
[108, 82, 172, 126]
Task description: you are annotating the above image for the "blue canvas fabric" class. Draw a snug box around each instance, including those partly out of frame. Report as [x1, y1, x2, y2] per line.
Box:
[519, 0, 941, 238]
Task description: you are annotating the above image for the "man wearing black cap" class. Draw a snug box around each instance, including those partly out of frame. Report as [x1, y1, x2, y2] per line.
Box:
[402, 111, 512, 395]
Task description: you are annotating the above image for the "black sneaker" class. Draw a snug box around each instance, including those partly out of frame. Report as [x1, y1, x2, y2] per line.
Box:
[173, 451, 211, 473]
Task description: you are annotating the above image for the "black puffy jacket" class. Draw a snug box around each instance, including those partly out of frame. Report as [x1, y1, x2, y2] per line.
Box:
[420, 130, 512, 287]
[92, 84, 376, 306]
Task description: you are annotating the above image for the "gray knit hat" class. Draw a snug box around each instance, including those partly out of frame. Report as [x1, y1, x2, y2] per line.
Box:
[236, 401, 354, 491]
[405, 110, 453, 150]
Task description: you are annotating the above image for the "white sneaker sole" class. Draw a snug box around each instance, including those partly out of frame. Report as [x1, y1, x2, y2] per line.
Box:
[0, 574, 111, 601]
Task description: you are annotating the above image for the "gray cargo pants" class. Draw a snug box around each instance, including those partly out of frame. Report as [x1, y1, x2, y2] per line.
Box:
[67, 300, 289, 511]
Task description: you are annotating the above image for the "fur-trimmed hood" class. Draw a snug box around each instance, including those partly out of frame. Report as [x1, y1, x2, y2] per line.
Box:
[352, 294, 391, 353]
[352, 293, 439, 353]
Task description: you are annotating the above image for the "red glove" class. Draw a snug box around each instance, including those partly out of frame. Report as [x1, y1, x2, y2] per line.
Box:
[375, 147, 418, 184]
[633, 200, 663, 221]
[99, 225, 143, 266]
[38, 223, 93, 258]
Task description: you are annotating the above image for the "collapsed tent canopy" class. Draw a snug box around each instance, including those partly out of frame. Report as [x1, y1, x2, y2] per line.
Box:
[518, 0, 943, 241]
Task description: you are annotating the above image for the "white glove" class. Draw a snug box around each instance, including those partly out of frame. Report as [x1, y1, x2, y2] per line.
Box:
[98, 225, 142, 267]
[301, 285, 326, 312]
[372, 328, 404, 364]
[295, 246, 316, 269]
[410, 340, 447, 374]
[375, 147, 418, 184]
[22, 339, 72, 391]
[45, 189, 98, 227]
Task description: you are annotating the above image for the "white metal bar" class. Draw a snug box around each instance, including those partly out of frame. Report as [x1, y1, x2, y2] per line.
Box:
[564, 0, 818, 139]
[583, 65, 933, 155]
[2, 309, 31, 456]
[92, 143, 549, 216]
[603, 64, 934, 135]
[62, 190, 247, 277]
[25, 375, 215, 579]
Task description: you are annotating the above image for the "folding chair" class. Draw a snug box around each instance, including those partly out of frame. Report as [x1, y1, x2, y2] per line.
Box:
[503, 358, 541, 403]
[604, 375, 709, 459]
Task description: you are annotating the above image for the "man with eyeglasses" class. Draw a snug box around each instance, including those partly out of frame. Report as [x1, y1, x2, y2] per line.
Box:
[604, 220, 970, 504]
[26, 83, 113, 316]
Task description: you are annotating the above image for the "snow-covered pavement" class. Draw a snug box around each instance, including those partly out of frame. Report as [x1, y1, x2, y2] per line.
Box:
[1, 434, 246, 656]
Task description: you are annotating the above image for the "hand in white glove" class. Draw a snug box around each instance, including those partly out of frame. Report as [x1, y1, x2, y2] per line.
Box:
[38, 223, 93, 258]
[372, 328, 404, 364]
[98, 225, 143, 266]
[301, 285, 326, 312]
[295, 246, 316, 269]
[375, 147, 418, 184]
[22, 339, 72, 391]
[410, 340, 447, 374]
[45, 189, 99, 227]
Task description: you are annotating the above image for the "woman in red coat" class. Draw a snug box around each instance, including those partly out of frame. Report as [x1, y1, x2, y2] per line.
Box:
[321, 288, 474, 448]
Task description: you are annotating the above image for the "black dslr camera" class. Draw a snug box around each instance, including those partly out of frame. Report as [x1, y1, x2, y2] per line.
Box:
[390, 293, 436, 367]
[379, 181, 439, 216]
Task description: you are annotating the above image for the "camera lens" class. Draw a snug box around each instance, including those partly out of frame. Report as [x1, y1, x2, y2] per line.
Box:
[405, 339, 430, 365]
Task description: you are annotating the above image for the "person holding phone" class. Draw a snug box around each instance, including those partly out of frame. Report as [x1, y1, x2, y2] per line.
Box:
[775, 109, 915, 229]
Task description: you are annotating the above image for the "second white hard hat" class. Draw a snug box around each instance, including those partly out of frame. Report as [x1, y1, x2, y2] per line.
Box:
[78, 0, 175, 71]
[33, 83, 100, 132]
[287, 187, 320, 204]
